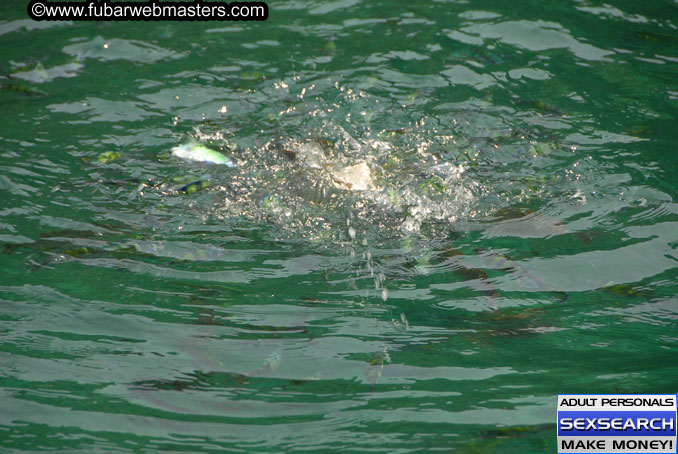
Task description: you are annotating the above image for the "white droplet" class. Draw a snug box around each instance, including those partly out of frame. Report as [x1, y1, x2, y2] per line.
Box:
[400, 313, 409, 330]
[381, 288, 388, 301]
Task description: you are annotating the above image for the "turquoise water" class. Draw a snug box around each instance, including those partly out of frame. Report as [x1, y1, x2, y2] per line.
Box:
[1, 0, 677, 452]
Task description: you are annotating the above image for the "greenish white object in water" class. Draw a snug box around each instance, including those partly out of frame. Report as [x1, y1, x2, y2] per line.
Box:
[171, 142, 235, 167]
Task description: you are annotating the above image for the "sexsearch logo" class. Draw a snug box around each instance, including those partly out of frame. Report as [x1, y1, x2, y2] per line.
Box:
[557, 394, 677, 453]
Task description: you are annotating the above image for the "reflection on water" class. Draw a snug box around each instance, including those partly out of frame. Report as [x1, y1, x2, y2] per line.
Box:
[1, 0, 677, 452]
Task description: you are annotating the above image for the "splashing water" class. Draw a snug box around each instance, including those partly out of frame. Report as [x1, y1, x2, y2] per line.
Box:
[163, 80, 577, 246]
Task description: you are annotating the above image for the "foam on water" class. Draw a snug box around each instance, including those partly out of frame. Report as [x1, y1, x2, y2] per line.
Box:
[205, 129, 478, 241]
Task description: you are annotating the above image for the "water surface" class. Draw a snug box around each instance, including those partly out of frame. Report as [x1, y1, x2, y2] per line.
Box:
[1, 0, 677, 452]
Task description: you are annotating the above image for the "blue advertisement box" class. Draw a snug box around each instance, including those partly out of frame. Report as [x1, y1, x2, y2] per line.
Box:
[557, 394, 677, 454]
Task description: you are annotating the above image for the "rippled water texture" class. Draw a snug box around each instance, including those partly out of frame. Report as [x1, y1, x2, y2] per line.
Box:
[1, 0, 677, 452]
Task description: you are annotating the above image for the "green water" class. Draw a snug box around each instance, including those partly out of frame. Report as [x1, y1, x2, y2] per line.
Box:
[1, 0, 677, 452]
